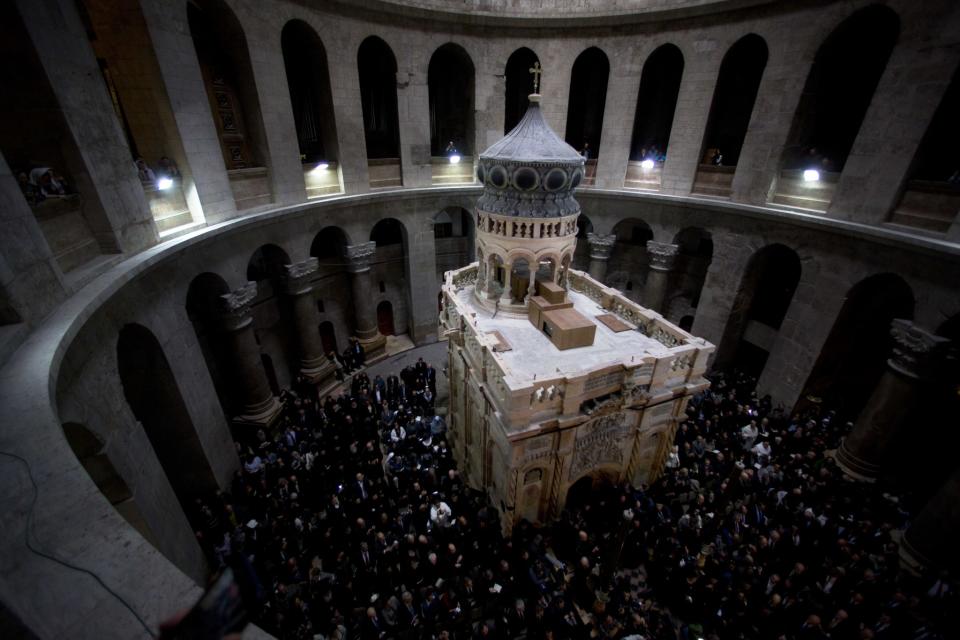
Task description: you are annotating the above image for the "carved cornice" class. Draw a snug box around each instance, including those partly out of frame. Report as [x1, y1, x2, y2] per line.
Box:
[284, 257, 319, 295]
[587, 232, 616, 260]
[887, 318, 950, 379]
[219, 281, 257, 330]
[344, 241, 377, 273]
[646, 241, 679, 271]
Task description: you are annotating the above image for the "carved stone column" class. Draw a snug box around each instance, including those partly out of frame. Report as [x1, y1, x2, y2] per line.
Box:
[901, 466, 960, 574]
[500, 260, 514, 304]
[837, 319, 950, 481]
[345, 242, 387, 359]
[586, 233, 615, 282]
[219, 282, 281, 425]
[643, 241, 679, 314]
[284, 258, 334, 383]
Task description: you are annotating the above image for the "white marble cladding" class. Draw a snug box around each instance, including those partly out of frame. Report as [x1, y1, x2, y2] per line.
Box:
[441, 262, 714, 421]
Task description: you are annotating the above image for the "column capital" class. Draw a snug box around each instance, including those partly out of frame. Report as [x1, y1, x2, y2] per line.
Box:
[586, 232, 616, 260]
[345, 241, 377, 273]
[219, 281, 257, 331]
[888, 318, 950, 379]
[284, 257, 319, 295]
[646, 241, 679, 271]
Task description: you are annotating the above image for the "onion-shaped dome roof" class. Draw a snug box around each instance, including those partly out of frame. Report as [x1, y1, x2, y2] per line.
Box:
[476, 95, 585, 218]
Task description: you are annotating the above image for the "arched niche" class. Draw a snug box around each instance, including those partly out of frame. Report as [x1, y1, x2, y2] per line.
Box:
[281, 20, 338, 165]
[565, 47, 610, 160]
[798, 273, 914, 420]
[504, 47, 540, 133]
[428, 43, 475, 156]
[716, 244, 801, 379]
[358, 36, 400, 160]
[188, 0, 268, 171]
[116, 324, 219, 525]
[310, 226, 353, 343]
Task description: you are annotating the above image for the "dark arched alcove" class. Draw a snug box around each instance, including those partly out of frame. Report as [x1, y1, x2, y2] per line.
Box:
[428, 43, 475, 155]
[281, 20, 338, 164]
[565, 47, 610, 159]
[504, 47, 540, 133]
[358, 36, 400, 159]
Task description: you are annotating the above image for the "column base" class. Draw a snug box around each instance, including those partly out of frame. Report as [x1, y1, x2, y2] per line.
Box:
[357, 331, 387, 362]
[835, 440, 880, 482]
[233, 395, 283, 428]
[300, 357, 336, 385]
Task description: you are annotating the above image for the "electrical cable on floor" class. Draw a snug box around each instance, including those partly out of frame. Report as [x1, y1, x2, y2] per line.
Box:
[0, 450, 158, 639]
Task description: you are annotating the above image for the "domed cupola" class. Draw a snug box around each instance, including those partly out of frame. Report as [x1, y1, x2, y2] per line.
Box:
[476, 94, 585, 218]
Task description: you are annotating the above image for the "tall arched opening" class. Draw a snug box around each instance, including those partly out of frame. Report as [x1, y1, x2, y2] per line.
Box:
[310, 226, 353, 353]
[890, 64, 960, 233]
[281, 20, 340, 198]
[188, 0, 272, 209]
[186, 272, 234, 415]
[798, 273, 914, 420]
[667, 227, 713, 322]
[370, 218, 410, 336]
[116, 324, 218, 523]
[607, 218, 653, 295]
[692, 34, 768, 197]
[716, 244, 801, 379]
[77, 0, 200, 230]
[565, 47, 610, 184]
[625, 44, 684, 189]
[434, 207, 474, 281]
[773, 5, 900, 211]
[246, 244, 297, 391]
[358, 36, 401, 188]
[572, 214, 594, 271]
[504, 47, 540, 134]
[429, 44, 475, 156]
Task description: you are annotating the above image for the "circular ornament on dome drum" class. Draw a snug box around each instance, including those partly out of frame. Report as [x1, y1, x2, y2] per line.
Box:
[544, 167, 567, 191]
[489, 165, 508, 188]
[476, 164, 486, 184]
[513, 166, 539, 191]
[569, 168, 583, 189]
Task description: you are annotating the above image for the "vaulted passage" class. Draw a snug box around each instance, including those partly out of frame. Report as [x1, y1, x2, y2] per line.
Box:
[358, 37, 401, 160]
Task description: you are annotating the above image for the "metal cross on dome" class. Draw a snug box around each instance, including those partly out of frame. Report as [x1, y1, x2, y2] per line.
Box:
[529, 61, 542, 94]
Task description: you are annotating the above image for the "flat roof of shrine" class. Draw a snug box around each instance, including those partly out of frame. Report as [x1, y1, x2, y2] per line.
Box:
[454, 286, 671, 382]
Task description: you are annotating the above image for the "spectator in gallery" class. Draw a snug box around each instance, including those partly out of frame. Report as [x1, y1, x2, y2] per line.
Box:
[135, 157, 156, 184]
[158, 155, 181, 179]
[29, 166, 69, 196]
[17, 171, 45, 205]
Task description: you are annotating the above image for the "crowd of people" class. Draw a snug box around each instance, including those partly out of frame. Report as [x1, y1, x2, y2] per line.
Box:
[188, 362, 956, 640]
[16, 166, 72, 205]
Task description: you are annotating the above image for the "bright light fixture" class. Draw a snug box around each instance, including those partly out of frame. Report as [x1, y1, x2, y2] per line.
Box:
[311, 162, 329, 173]
[803, 169, 820, 182]
[449, 154, 461, 164]
[157, 177, 174, 190]
[641, 159, 655, 170]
